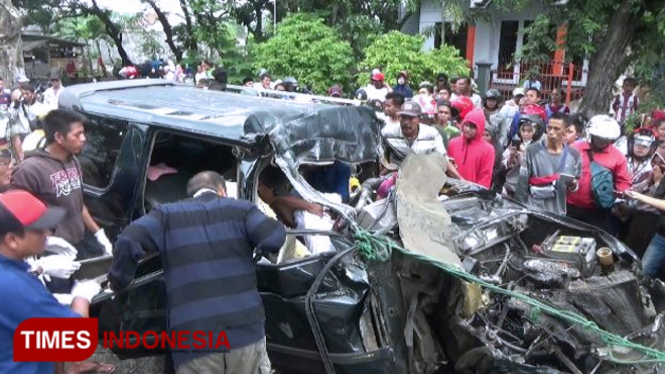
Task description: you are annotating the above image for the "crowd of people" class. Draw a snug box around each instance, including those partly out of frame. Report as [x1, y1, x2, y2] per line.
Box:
[196, 63, 664, 278]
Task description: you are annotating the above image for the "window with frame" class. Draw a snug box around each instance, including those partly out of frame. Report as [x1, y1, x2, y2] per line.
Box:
[79, 115, 128, 189]
[498, 21, 520, 68]
[434, 22, 468, 57]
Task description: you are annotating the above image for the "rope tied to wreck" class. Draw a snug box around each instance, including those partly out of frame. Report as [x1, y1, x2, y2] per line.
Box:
[353, 227, 665, 365]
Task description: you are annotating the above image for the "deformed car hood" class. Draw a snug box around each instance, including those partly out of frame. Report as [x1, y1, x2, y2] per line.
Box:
[247, 104, 382, 165]
[264, 104, 383, 219]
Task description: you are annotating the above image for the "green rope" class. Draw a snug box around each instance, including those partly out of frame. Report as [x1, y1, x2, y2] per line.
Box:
[353, 228, 665, 365]
[354, 230, 394, 262]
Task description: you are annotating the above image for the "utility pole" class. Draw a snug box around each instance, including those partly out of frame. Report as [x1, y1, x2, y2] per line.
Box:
[273, 0, 277, 32]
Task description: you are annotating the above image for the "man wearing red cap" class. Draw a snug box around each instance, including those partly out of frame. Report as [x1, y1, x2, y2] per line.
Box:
[447, 108, 496, 188]
[0, 190, 101, 374]
[365, 71, 391, 102]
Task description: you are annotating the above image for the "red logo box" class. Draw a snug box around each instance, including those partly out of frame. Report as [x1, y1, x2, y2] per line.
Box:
[14, 318, 98, 362]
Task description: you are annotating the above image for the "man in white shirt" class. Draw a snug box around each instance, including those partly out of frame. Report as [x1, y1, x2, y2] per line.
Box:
[42, 76, 65, 112]
[381, 101, 462, 178]
[365, 72, 390, 102]
[452, 77, 482, 108]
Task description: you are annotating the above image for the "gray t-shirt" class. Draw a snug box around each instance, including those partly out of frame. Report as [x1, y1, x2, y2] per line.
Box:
[515, 141, 582, 216]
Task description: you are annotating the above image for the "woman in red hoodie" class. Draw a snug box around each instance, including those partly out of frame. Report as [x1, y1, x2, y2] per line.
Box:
[448, 108, 496, 188]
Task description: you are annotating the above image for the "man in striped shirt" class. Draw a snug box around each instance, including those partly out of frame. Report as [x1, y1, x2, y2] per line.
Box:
[108, 171, 286, 374]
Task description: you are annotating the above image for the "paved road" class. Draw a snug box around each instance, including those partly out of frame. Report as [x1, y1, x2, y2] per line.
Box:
[84, 347, 281, 374]
[81, 347, 164, 374]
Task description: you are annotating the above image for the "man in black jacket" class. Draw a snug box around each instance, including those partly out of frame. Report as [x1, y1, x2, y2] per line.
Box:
[108, 171, 286, 374]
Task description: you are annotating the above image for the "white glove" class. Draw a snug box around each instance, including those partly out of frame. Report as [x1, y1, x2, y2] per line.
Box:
[95, 229, 113, 256]
[37, 254, 81, 279]
[71, 280, 101, 303]
[53, 293, 75, 306]
[45, 236, 78, 260]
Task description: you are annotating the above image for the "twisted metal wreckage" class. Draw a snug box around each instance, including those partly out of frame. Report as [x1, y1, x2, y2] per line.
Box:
[81, 82, 665, 374]
[283, 149, 665, 374]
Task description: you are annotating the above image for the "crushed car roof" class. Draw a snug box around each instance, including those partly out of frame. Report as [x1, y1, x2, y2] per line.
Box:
[59, 80, 382, 160]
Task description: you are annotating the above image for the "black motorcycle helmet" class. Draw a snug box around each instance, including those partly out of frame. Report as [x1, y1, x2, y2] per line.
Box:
[520, 114, 546, 141]
[283, 77, 298, 92]
[484, 89, 503, 102]
[355, 89, 368, 101]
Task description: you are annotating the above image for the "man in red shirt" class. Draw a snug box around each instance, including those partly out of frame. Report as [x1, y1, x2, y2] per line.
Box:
[448, 108, 495, 188]
[566, 115, 631, 235]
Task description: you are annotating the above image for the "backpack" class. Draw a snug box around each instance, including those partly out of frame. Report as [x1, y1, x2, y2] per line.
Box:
[586, 150, 615, 208]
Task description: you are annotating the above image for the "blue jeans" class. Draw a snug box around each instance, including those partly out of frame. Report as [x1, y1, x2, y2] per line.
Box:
[642, 233, 665, 277]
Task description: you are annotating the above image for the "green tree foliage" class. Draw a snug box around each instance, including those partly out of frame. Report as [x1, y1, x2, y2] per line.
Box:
[189, 0, 232, 54]
[333, 15, 383, 61]
[275, 0, 403, 59]
[12, 0, 56, 32]
[140, 30, 165, 59]
[53, 16, 112, 73]
[357, 31, 469, 88]
[217, 24, 254, 85]
[253, 13, 354, 93]
[278, 0, 403, 32]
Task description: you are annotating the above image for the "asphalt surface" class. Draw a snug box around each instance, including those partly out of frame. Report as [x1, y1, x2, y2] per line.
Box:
[84, 347, 164, 374]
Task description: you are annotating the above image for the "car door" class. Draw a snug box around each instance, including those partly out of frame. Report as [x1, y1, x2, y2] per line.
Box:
[258, 229, 395, 374]
[81, 116, 148, 242]
[90, 253, 166, 358]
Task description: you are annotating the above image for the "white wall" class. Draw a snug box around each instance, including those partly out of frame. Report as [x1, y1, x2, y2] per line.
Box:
[399, 1, 421, 35]
[419, 0, 547, 69]
[401, 13, 420, 35]
[477, 1, 546, 69]
[418, 0, 445, 50]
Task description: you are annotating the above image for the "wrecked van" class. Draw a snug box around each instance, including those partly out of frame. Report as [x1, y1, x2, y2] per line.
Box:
[64, 80, 665, 373]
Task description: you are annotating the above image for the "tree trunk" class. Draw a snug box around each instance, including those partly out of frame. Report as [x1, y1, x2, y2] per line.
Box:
[178, 0, 197, 52]
[578, 0, 637, 118]
[254, 3, 264, 42]
[103, 23, 132, 66]
[85, 0, 133, 66]
[0, 0, 24, 86]
[143, 0, 182, 61]
[330, 3, 339, 26]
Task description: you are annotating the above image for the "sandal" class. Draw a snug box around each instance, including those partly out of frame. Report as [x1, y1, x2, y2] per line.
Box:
[67, 361, 116, 374]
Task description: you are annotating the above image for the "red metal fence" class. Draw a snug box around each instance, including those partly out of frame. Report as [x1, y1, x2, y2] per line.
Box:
[490, 61, 586, 105]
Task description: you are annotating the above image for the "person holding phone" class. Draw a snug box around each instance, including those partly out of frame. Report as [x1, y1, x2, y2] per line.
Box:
[515, 112, 582, 215]
[501, 121, 535, 197]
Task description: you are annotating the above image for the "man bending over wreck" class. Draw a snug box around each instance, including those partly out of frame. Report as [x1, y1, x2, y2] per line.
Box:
[108, 171, 286, 374]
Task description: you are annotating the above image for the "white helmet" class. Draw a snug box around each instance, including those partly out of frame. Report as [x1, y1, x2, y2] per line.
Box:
[586, 115, 621, 140]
